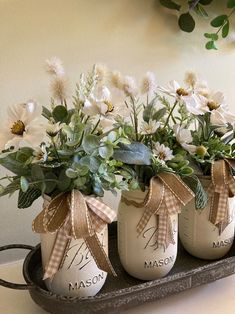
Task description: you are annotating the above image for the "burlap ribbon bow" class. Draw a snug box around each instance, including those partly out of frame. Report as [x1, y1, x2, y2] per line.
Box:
[32, 189, 117, 280]
[208, 159, 235, 234]
[122, 172, 195, 250]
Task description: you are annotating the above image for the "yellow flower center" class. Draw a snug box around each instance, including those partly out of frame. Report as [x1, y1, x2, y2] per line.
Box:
[176, 88, 189, 96]
[11, 120, 25, 135]
[158, 151, 166, 160]
[196, 145, 207, 157]
[104, 101, 114, 114]
[207, 101, 220, 111]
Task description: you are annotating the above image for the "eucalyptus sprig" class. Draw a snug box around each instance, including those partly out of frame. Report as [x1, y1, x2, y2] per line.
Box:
[159, 0, 235, 50]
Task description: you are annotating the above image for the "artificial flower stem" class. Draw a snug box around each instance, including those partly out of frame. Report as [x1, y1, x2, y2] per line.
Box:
[131, 96, 139, 141]
[164, 100, 178, 128]
[51, 138, 61, 161]
[91, 118, 100, 134]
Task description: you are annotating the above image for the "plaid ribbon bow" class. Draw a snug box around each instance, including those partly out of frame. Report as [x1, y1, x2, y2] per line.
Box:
[208, 159, 235, 234]
[32, 189, 117, 280]
[122, 173, 195, 250]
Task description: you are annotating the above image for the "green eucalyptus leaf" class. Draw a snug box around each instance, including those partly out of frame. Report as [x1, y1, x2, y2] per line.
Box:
[153, 107, 167, 121]
[74, 176, 87, 188]
[31, 164, 44, 180]
[76, 165, 89, 176]
[178, 12, 195, 33]
[204, 33, 218, 41]
[79, 156, 100, 173]
[211, 15, 228, 28]
[42, 106, 52, 120]
[205, 40, 217, 50]
[44, 173, 58, 194]
[227, 0, 235, 8]
[82, 135, 100, 154]
[222, 21, 230, 38]
[57, 169, 71, 191]
[20, 176, 29, 192]
[194, 3, 208, 18]
[18, 187, 41, 209]
[66, 168, 78, 179]
[143, 104, 154, 123]
[107, 131, 117, 142]
[0, 153, 30, 176]
[99, 145, 114, 159]
[93, 180, 104, 196]
[0, 179, 20, 197]
[113, 143, 152, 165]
[159, 0, 181, 11]
[52, 105, 68, 122]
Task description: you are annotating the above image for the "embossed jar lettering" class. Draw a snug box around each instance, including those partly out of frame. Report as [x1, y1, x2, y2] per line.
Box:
[40, 226, 108, 297]
[118, 190, 178, 280]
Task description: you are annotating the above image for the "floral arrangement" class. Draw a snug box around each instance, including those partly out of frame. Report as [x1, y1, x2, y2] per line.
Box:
[0, 59, 133, 208]
[0, 59, 234, 212]
[159, 0, 235, 50]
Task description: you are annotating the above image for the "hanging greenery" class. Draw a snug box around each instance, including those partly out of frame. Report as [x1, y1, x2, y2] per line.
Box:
[159, 0, 235, 50]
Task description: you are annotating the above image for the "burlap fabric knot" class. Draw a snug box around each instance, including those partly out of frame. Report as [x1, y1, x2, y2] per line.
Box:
[32, 189, 117, 280]
[208, 159, 235, 234]
[122, 172, 195, 250]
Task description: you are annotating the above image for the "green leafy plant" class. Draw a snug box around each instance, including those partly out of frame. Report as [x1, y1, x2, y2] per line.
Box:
[159, 0, 235, 49]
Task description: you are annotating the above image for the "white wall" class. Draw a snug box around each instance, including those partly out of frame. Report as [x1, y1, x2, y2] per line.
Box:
[1, 0, 235, 263]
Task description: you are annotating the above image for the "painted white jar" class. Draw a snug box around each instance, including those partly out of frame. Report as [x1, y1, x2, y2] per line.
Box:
[40, 225, 108, 297]
[179, 177, 235, 260]
[118, 190, 178, 280]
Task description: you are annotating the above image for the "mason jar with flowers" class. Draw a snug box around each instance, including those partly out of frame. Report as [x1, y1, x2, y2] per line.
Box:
[106, 70, 195, 280]
[158, 72, 235, 260]
[0, 58, 132, 297]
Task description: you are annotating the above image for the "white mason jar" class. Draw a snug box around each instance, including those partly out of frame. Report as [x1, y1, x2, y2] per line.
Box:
[118, 190, 178, 280]
[40, 225, 108, 297]
[179, 177, 235, 260]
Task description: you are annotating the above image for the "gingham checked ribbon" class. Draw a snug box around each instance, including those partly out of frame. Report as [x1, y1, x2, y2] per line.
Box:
[32, 189, 117, 280]
[122, 172, 194, 250]
[208, 159, 235, 235]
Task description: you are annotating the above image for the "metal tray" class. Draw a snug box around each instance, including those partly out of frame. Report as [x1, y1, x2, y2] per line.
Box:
[1, 222, 235, 314]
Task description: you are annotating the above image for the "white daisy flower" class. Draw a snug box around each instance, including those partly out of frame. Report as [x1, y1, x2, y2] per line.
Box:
[159, 80, 207, 116]
[196, 91, 235, 125]
[0, 101, 44, 152]
[141, 120, 160, 135]
[153, 142, 174, 162]
[173, 124, 197, 154]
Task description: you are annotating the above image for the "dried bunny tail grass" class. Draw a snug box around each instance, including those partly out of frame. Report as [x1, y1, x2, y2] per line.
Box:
[184, 71, 198, 88]
[45, 57, 65, 76]
[141, 71, 157, 95]
[122, 75, 138, 97]
[50, 76, 69, 102]
[95, 63, 109, 83]
[195, 80, 210, 97]
[110, 70, 124, 89]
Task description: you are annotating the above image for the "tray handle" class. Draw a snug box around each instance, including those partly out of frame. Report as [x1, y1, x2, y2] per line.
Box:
[0, 244, 34, 290]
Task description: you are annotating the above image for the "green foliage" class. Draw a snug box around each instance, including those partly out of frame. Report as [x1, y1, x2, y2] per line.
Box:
[158, 0, 235, 50]
[18, 188, 41, 209]
[182, 175, 208, 209]
[113, 143, 152, 165]
[178, 12, 195, 33]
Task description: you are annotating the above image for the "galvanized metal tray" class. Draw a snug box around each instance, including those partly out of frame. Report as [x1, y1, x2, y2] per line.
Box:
[1, 222, 235, 314]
